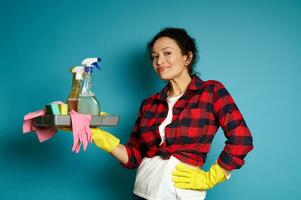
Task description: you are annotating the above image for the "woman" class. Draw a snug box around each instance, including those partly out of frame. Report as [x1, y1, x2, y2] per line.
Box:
[91, 27, 254, 200]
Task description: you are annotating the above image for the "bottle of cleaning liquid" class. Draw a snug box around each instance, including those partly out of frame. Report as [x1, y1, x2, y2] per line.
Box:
[67, 66, 85, 112]
[78, 57, 101, 115]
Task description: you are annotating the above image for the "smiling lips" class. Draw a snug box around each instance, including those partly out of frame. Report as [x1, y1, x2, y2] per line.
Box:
[157, 66, 170, 73]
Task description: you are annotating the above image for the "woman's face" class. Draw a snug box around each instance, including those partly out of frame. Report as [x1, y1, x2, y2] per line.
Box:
[151, 37, 190, 80]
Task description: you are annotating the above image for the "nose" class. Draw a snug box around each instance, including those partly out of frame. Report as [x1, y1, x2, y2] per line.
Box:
[156, 55, 165, 65]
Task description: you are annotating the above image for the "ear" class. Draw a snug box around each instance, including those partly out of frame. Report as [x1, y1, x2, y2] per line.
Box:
[183, 51, 193, 66]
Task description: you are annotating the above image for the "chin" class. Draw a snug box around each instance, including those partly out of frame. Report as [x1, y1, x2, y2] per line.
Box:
[156, 72, 173, 80]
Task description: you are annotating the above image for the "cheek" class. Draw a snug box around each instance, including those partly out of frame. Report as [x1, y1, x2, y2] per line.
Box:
[169, 54, 184, 65]
[152, 61, 157, 69]
[173, 57, 185, 68]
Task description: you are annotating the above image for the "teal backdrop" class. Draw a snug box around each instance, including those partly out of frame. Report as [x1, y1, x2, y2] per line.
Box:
[1, 0, 300, 199]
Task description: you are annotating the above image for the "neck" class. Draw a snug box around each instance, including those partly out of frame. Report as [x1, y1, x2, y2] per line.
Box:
[168, 71, 192, 97]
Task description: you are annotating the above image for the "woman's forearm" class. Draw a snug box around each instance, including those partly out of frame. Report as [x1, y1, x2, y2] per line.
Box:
[110, 144, 129, 164]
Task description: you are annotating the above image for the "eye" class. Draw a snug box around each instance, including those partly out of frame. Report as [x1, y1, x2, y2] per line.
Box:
[151, 54, 159, 60]
[163, 51, 171, 56]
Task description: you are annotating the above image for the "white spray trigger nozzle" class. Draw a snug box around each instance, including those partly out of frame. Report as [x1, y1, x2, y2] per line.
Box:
[71, 66, 85, 80]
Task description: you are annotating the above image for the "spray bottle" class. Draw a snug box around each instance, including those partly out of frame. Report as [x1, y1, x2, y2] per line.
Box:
[77, 57, 101, 115]
[67, 66, 85, 112]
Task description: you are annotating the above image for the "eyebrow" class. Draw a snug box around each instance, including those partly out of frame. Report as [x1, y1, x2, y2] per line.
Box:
[152, 47, 173, 54]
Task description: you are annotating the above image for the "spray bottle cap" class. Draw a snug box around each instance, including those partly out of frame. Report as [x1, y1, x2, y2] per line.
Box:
[81, 57, 101, 73]
[70, 66, 85, 80]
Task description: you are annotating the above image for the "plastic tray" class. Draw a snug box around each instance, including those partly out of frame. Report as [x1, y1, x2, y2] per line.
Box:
[33, 115, 119, 127]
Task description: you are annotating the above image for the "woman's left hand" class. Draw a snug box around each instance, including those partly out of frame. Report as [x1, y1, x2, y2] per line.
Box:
[172, 162, 229, 190]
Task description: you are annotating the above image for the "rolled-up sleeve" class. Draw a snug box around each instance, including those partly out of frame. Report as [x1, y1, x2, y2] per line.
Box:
[121, 100, 145, 169]
[213, 81, 254, 171]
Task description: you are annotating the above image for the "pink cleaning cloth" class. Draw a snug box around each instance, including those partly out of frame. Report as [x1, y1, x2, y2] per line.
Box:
[23, 109, 57, 142]
[69, 110, 92, 153]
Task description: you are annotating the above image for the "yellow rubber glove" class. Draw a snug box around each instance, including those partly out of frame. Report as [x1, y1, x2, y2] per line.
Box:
[172, 162, 228, 190]
[90, 128, 120, 153]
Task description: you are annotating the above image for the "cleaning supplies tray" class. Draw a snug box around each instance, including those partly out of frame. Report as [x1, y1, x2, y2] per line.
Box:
[33, 115, 119, 127]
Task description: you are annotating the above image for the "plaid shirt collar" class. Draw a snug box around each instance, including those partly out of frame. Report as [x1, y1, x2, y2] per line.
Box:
[156, 74, 204, 100]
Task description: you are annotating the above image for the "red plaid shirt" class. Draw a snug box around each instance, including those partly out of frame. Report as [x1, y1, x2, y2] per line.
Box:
[122, 75, 253, 171]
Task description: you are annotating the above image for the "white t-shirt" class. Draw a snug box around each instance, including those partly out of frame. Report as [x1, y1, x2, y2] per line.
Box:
[133, 94, 206, 200]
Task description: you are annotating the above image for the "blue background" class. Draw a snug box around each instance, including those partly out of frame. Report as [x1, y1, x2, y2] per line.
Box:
[1, 0, 300, 199]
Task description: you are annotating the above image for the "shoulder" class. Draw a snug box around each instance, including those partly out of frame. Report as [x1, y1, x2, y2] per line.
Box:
[203, 79, 225, 87]
[203, 80, 234, 101]
[138, 92, 159, 111]
[201, 79, 227, 92]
